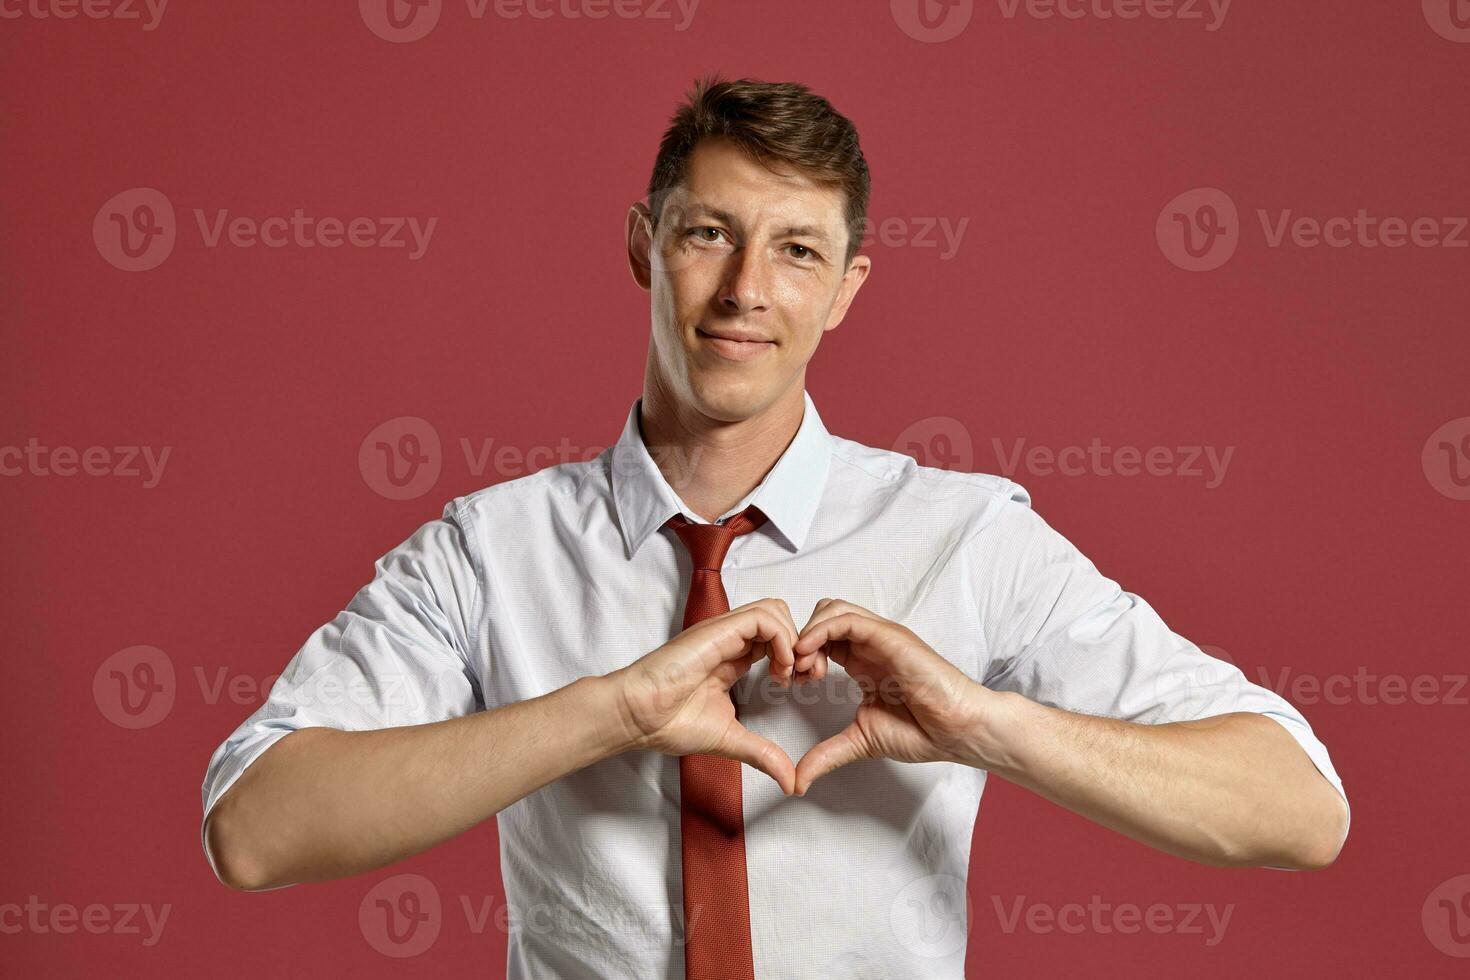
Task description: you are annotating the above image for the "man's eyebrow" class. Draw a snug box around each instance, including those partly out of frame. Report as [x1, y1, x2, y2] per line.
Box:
[683, 205, 835, 244]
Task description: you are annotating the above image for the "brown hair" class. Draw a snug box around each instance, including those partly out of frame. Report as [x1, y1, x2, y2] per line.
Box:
[645, 74, 871, 268]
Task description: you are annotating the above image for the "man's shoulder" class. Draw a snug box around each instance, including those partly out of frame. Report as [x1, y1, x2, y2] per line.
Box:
[439, 455, 604, 525]
[826, 430, 1032, 511]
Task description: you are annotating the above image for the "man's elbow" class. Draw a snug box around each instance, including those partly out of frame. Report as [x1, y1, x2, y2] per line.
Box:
[204, 800, 277, 892]
[1278, 791, 1350, 871]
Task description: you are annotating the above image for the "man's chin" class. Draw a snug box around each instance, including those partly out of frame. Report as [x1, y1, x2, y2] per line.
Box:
[685, 375, 773, 424]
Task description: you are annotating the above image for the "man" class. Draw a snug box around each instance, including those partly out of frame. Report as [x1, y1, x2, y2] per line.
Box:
[201, 76, 1349, 979]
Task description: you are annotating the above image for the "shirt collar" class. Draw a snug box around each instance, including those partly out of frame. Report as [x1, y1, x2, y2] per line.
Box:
[610, 389, 833, 559]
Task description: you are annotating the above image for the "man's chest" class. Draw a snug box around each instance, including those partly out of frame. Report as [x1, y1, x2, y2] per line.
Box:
[472, 523, 990, 710]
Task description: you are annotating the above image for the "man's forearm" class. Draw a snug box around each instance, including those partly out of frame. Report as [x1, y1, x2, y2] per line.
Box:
[963, 693, 1349, 870]
[205, 674, 633, 891]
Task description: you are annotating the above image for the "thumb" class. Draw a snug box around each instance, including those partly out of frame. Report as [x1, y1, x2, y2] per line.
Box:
[794, 721, 870, 796]
[719, 724, 797, 796]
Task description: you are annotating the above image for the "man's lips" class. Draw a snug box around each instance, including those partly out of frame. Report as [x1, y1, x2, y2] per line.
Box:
[697, 328, 775, 362]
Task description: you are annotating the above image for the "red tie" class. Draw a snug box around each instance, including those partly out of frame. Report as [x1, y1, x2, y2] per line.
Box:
[665, 505, 767, 980]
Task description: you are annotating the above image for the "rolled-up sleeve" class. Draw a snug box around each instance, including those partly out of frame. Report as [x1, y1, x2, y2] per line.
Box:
[976, 487, 1349, 866]
[199, 497, 486, 850]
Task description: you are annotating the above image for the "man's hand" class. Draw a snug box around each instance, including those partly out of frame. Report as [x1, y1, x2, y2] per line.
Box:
[609, 598, 804, 795]
[791, 598, 1008, 796]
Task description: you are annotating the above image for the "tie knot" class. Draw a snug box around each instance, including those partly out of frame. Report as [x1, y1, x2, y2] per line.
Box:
[665, 505, 767, 571]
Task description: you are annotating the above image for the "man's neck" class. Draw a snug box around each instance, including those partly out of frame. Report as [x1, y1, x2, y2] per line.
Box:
[638, 376, 804, 524]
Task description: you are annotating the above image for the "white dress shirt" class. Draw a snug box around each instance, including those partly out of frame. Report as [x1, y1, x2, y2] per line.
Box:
[201, 390, 1348, 979]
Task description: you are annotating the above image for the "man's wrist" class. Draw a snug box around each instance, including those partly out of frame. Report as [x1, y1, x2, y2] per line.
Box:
[954, 688, 1035, 777]
[577, 671, 644, 759]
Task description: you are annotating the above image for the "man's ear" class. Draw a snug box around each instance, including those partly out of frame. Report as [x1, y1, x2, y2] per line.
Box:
[823, 254, 872, 332]
[627, 202, 655, 291]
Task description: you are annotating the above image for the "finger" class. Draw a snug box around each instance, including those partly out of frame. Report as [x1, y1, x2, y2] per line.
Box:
[793, 599, 858, 680]
[796, 600, 882, 659]
[799, 596, 845, 635]
[762, 598, 799, 683]
[705, 605, 796, 675]
[757, 602, 797, 682]
[794, 721, 870, 796]
[714, 640, 777, 691]
[795, 610, 882, 658]
[721, 724, 797, 796]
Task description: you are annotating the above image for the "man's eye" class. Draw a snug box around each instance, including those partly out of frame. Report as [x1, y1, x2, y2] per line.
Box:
[788, 244, 815, 261]
[687, 227, 724, 243]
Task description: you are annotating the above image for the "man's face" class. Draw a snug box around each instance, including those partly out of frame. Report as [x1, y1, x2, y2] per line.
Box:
[628, 137, 870, 423]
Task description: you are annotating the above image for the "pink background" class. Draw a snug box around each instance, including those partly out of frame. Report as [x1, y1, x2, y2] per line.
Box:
[4, 1, 1468, 975]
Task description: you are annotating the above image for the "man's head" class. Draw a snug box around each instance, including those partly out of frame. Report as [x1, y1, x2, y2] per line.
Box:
[628, 76, 872, 425]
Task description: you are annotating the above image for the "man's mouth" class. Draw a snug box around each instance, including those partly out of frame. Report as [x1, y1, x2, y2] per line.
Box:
[696, 328, 776, 362]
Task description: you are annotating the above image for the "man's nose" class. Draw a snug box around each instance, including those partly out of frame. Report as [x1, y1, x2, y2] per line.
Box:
[718, 245, 772, 314]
